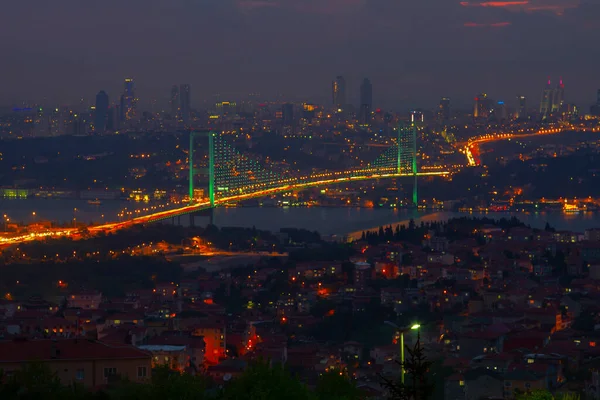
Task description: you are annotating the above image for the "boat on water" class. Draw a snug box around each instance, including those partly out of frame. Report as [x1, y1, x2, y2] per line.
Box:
[87, 199, 102, 205]
[563, 203, 580, 213]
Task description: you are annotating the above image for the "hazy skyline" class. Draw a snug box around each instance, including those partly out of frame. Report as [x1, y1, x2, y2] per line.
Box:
[1, 0, 599, 109]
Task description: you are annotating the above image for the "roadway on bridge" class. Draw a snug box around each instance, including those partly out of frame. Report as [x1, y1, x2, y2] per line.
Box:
[0, 171, 449, 247]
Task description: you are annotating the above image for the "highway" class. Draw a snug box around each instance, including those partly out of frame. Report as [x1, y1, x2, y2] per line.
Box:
[461, 126, 600, 166]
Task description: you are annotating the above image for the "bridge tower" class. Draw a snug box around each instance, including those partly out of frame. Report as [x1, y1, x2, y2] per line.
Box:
[189, 131, 215, 206]
[397, 123, 418, 205]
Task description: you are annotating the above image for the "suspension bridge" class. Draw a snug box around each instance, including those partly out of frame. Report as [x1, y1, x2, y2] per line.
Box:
[0, 124, 451, 246]
[139, 123, 449, 224]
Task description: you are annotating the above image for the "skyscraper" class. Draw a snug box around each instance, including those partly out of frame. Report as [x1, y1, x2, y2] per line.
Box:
[94, 91, 109, 133]
[495, 101, 508, 121]
[516, 95, 527, 119]
[180, 84, 191, 126]
[170, 85, 180, 120]
[552, 78, 565, 113]
[539, 78, 554, 119]
[359, 78, 372, 126]
[437, 97, 450, 122]
[474, 93, 491, 120]
[122, 78, 136, 121]
[332, 76, 346, 108]
[282, 103, 294, 127]
[590, 89, 600, 116]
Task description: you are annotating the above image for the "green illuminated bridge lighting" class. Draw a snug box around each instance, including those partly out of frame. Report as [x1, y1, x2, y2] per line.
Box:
[128, 125, 450, 224]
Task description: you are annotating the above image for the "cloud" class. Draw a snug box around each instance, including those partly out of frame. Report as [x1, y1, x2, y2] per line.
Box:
[460, 0, 580, 15]
[464, 21, 512, 26]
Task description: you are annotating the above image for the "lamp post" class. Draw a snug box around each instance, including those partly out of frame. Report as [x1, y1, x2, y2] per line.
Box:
[385, 321, 420, 385]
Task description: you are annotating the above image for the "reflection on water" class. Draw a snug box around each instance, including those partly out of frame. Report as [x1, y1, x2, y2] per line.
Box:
[2, 199, 600, 236]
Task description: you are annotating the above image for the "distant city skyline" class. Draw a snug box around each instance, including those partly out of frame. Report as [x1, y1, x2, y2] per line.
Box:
[0, 0, 599, 109]
[4, 76, 598, 114]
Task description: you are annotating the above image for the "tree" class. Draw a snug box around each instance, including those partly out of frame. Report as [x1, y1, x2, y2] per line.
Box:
[380, 335, 434, 400]
[515, 390, 580, 400]
[221, 360, 313, 400]
[315, 371, 361, 400]
[107, 366, 211, 400]
[0, 362, 90, 399]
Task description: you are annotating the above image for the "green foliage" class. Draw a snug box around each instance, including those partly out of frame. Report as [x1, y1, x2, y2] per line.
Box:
[315, 371, 361, 400]
[0, 360, 363, 400]
[515, 390, 580, 400]
[516, 390, 554, 400]
[221, 361, 313, 400]
[0, 362, 90, 400]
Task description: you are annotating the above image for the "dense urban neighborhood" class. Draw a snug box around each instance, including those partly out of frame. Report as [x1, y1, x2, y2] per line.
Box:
[0, 217, 599, 398]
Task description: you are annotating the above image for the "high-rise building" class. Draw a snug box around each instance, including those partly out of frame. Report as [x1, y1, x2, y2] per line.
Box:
[495, 101, 509, 121]
[552, 78, 565, 113]
[282, 103, 294, 126]
[516, 95, 527, 119]
[590, 89, 600, 117]
[474, 93, 491, 120]
[121, 78, 136, 121]
[540, 78, 554, 119]
[437, 97, 450, 122]
[170, 85, 180, 120]
[359, 78, 372, 126]
[94, 91, 109, 133]
[411, 110, 424, 124]
[332, 76, 346, 108]
[180, 84, 191, 125]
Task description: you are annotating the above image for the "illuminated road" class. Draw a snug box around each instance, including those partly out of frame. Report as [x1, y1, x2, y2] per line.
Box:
[0, 171, 449, 247]
[461, 126, 600, 166]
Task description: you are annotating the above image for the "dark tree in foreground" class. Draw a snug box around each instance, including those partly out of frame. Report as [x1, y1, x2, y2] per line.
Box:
[380, 335, 434, 400]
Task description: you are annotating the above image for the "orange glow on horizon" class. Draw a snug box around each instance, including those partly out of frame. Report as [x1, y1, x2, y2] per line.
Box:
[460, 1, 529, 6]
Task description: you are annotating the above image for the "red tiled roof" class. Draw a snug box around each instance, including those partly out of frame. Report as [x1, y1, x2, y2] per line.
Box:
[0, 339, 150, 363]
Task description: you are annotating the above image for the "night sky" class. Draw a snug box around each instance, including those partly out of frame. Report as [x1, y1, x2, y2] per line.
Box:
[1, 0, 598, 109]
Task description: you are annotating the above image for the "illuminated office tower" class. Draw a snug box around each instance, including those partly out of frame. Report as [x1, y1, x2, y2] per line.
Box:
[332, 76, 346, 108]
[216, 101, 236, 118]
[495, 101, 508, 121]
[474, 93, 491, 120]
[539, 78, 554, 119]
[516, 95, 527, 119]
[411, 110, 424, 124]
[94, 91, 109, 133]
[359, 78, 372, 126]
[552, 78, 565, 113]
[170, 85, 180, 120]
[34, 107, 50, 137]
[302, 103, 316, 121]
[180, 84, 191, 125]
[49, 108, 63, 136]
[121, 78, 136, 121]
[437, 97, 450, 122]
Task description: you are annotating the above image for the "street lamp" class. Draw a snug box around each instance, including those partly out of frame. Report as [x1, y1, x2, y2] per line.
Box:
[385, 321, 420, 385]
